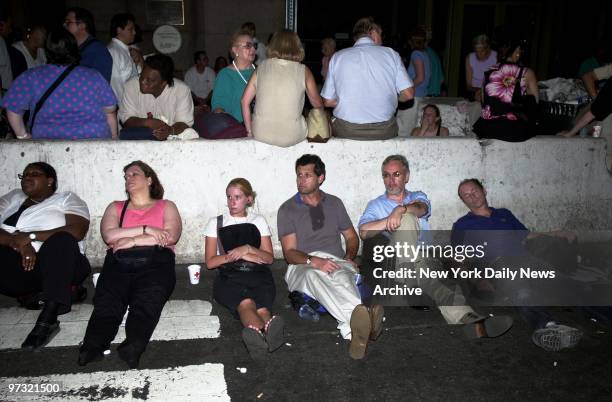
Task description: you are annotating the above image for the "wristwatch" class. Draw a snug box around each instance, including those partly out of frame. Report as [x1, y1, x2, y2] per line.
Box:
[28, 232, 37, 241]
[305, 255, 313, 265]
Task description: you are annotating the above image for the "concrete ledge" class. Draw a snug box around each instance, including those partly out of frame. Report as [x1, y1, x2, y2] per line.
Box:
[2, 137, 611, 265]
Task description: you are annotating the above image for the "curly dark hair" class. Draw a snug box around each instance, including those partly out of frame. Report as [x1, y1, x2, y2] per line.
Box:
[46, 29, 80, 65]
[144, 54, 174, 87]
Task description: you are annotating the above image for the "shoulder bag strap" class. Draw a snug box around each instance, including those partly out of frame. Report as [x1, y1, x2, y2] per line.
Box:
[119, 200, 129, 228]
[29, 63, 78, 131]
[514, 67, 525, 97]
[216, 214, 226, 255]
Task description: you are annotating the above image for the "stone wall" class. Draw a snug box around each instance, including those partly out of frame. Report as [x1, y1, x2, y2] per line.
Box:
[2, 137, 611, 265]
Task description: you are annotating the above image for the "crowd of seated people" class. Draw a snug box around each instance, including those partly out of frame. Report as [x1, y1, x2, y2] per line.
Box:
[3, 154, 608, 367]
[0, 10, 609, 144]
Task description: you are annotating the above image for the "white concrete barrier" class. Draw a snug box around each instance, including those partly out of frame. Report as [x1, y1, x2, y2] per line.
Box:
[1, 137, 611, 265]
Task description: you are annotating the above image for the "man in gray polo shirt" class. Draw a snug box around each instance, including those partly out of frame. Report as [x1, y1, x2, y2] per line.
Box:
[277, 154, 384, 360]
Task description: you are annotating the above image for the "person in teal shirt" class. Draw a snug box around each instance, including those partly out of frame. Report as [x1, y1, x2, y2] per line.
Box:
[211, 32, 256, 123]
[426, 46, 444, 96]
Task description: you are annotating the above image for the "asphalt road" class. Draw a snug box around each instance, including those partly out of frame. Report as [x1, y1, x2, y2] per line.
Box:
[1, 254, 611, 401]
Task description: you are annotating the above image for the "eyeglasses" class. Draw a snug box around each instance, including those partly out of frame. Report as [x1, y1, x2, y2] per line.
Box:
[63, 19, 81, 26]
[382, 171, 403, 179]
[239, 42, 255, 49]
[18, 172, 45, 180]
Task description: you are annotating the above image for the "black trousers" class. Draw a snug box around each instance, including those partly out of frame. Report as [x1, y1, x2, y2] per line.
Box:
[81, 247, 176, 352]
[0, 231, 91, 312]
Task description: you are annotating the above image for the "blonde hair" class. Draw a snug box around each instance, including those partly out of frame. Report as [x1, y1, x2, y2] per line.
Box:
[226, 178, 256, 207]
[267, 30, 305, 62]
[321, 37, 336, 52]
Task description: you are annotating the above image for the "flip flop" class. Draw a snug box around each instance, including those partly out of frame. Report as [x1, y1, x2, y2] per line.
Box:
[265, 316, 285, 352]
[242, 327, 268, 360]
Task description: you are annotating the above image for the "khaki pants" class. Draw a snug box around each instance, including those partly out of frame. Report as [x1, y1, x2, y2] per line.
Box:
[396, 97, 421, 137]
[285, 251, 361, 339]
[332, 117, 398, 140]
[392, 214, 474, 324]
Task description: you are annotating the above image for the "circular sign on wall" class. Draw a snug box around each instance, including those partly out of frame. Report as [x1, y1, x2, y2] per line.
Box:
[152, 25, 182, 54]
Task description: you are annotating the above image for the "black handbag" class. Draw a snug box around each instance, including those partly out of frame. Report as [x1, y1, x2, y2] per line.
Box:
[111, 200, 163, 267]
[215, 215, 269, 274]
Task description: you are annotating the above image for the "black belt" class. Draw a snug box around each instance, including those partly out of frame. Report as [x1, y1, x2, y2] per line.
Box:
[221, 262, 267, 273]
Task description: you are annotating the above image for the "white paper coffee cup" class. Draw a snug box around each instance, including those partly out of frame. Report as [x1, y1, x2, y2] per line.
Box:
[187, 264, 201, 285]
[92, 273, 100, 288]
[592, 125, 602, 138]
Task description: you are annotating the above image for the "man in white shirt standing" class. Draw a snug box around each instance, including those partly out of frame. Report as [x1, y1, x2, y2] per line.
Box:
[184, 50, 215, 107]
[321, 16, 414, 140]
[107, 13, 138, 103]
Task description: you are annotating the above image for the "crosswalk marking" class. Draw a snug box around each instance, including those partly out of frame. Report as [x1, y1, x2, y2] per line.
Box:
[0, 300, 220, 350]
[0, 364, 230, 401]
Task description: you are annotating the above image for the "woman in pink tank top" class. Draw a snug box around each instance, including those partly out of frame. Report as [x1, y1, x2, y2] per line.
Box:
[79, 160, 182, 369]
[465, 34, 498, 102]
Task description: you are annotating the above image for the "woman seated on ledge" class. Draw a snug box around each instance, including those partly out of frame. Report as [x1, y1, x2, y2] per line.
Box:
[79, 161, 182, 369]
[204, 178, 283, 360]
[211, 31, 256, 123]
[0, 29, 117, 140]
[0, 162, 91, 350]
[473, 39, 539, 143]
[241, 30, 323, 147]
[411, 104, 449, 137]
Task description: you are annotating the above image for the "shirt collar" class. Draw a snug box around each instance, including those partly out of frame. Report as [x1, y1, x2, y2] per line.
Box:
[294, 191, 326, 205]
[384, 188, 410, 203]
[354, 37, 376, 47]
[466, 207, 497, 218]
[111, 37, 130, 51]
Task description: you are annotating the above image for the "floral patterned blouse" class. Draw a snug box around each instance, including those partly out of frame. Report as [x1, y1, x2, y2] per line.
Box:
[480, 62, 527, 121]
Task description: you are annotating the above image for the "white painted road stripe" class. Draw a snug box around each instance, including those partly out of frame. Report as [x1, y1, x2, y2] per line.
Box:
[0, 364, 230, 401]
[0, 300, 220, 350]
